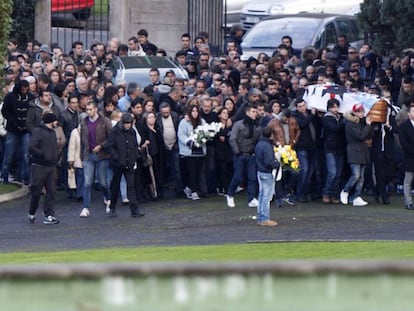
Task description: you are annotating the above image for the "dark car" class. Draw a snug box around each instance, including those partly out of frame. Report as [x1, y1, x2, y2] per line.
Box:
[110, 56, 189, 87]
[241, 13, 364, 58]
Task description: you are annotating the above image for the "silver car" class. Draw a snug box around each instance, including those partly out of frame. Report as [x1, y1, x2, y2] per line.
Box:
[240, 0, 362, 30]
[110, 56, 189, 87]
[241, 13, 364, 58]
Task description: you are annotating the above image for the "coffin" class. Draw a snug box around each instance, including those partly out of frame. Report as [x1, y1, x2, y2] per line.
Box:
[367, 99, 388, 123]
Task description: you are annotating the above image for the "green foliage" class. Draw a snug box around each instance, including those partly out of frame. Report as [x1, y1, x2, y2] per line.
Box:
[0, 0, 13, 99]
[358, 0, 414, 55]
[10, 0, 36, 49]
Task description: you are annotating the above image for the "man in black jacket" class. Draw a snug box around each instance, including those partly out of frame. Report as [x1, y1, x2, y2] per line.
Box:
[321, 99, 346, 204]
[106, 113, 144, 217]
[1, 80, 34, 184]
[292, 99, 319, 203]
[28, 113, 60, 224]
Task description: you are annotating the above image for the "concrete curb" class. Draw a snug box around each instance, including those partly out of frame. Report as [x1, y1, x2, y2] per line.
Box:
[0, 182, 29, 203]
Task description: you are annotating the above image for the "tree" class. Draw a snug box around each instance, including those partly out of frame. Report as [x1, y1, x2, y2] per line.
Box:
[358, 0, 414, 55]
[10, 0, 36, 49]
[0, 0, 13, 99]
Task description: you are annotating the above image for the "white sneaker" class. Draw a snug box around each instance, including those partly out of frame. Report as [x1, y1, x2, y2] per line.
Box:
[183, 187, 192, 199]
[248, 198, 259, 208]
[191, 192, 200, 200]
[235, 186, 245, 193]
[353, 196, 368, 206]
[104, 199, 111, 214]
[226, 195, 235, 208]
[80, 208, 90, 218]
[340, 190, 349, 205]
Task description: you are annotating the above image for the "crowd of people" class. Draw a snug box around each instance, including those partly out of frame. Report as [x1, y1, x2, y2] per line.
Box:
[3, 25, 414, 226]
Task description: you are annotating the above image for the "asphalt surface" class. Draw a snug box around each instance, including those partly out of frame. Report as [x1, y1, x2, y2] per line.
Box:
[1, 188, 413, 252]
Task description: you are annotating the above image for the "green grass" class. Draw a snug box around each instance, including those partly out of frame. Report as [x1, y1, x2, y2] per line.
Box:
[1, 241, 414, 264]
[0, 183, 20, 195]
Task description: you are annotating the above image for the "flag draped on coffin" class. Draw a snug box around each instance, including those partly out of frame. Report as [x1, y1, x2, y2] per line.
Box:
[303, 84, 380, 115]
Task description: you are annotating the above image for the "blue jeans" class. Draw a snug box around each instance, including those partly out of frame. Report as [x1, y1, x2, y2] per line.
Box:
[227, 154, 258, 201]
[75, 168, 84, 199]
[296, 149, 316, 199]
[257, 172, 275, 222]
[82, 153, 110, 209]
[323, 153, 344, 197]
[164, 147, 182, 191]
[343, 164, 366, 198]
[2, 132, 30, 183]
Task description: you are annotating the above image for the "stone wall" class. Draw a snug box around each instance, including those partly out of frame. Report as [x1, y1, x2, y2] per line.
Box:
[109, 0, 187, 56]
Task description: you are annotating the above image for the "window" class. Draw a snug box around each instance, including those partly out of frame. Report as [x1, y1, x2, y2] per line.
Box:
[324, 23, 337, 48]
[337, 19, 354, 41]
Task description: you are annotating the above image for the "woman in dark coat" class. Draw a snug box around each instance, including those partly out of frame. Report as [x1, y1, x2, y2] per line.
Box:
[214, 107, 233, 195]
[340, 104, 373, 206]
[143, 111, 164, 198]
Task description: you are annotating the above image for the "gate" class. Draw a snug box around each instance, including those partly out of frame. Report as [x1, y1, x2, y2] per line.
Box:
[51, 0, 109, 54]
[187, 0, 223, 53]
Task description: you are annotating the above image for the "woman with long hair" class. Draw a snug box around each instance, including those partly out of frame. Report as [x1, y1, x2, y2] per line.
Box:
[49, 69, 62, 88]
[223, 97, 236, 121]
[214, 107, 233, 195]
[101, 85, 119, 113]
[143, 111, 164, 199]
[84, 57, 100, 80]
[177, 105, 207, 200]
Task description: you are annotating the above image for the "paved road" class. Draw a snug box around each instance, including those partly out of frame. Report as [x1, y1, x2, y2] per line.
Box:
[1, 190, 413, 252]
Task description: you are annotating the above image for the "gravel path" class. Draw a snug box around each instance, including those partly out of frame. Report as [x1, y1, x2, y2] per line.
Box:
[1, 190, 413, 252]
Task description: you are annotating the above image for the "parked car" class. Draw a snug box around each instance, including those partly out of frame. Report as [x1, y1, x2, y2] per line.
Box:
[241, 14, 364, 58]
[240, 0, 362, 30]
[52, 0, 95, 20]
[110, 56, 189, 87]
[224, 0, 251, 30]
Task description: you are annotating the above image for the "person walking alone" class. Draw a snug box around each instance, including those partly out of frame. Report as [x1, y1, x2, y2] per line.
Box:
[106, 113, 145, 217]
[255, 126, 279, 227]
[28, 113, 60, 224]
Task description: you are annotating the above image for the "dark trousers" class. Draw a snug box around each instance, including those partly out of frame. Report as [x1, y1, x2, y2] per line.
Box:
[182, 156, 204, 194]
[216, 159, 233, 194]
[29, 164, 57, 217]
[111, 166, 141, 214]
[373, 152, 394, 201]
[227, 154, 258, 201]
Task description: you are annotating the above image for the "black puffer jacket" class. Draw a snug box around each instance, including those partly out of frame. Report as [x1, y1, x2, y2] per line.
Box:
[321, 112, 346, 154]
[292, 110, 317, 151]
[2, 81, 34, 134]
[29, 123, 59, 166]
[106, 121, 139, 170]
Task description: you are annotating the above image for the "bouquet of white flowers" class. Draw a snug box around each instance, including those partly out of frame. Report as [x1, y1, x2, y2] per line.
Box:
[190, 122, 223, 148]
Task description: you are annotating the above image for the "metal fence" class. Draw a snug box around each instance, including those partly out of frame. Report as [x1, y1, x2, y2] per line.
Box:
[187, 0, 223, 52]
[51, 0, 109, 54]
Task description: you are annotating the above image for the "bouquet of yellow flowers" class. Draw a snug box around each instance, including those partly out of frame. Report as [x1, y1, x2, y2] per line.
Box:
[273, 145, 300, 173]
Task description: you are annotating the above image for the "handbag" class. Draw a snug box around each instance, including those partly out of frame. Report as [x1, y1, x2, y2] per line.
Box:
[67, 168, 76, 189]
